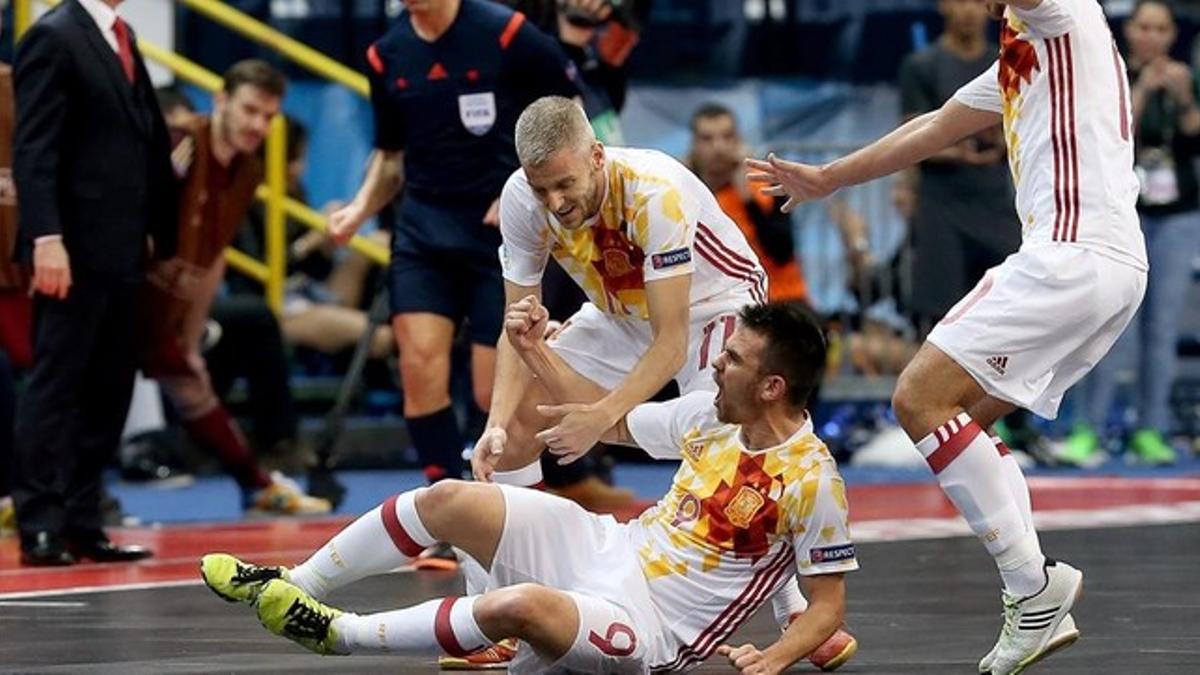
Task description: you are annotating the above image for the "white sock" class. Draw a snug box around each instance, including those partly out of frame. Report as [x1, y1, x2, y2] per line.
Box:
[290, 490, 435, 599]
[771, 576, 809, 630]
[992, 436, 1037, 534]
[332, 595, 493, 655]
[493, 461, 544, 487]
[915, 413, 1044, 596]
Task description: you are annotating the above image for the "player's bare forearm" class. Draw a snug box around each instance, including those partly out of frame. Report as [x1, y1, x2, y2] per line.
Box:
[351, 149, 404, 216]
[824, 101, 999, 190]
[486, 333, 533, 430]
[486, 281, 543, 429]
[595, 276, 690, 423]
[517, 339, 606, 403]
[762, 575, 846, 669]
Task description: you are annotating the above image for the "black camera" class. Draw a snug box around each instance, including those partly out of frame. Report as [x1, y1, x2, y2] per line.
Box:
[559, 0, 642, 30]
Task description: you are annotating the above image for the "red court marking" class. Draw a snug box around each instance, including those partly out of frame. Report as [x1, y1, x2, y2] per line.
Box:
[2, 476, 1197, 597]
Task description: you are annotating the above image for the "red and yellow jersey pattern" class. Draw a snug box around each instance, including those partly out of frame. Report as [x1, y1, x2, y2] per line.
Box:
[625, 391, 856, 670]
[499, 146, 767, 320]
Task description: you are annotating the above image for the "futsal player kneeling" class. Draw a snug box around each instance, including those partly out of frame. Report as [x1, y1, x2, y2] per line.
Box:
[200, 303, 858, 674]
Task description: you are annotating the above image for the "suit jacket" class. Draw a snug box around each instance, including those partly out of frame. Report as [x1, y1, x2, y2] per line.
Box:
[12, 0, 177, 279]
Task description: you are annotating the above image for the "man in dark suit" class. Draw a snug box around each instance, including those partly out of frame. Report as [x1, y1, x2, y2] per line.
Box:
[11, 0, 177, 566]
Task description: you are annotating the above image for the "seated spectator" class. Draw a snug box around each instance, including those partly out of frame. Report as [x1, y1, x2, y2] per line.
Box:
[144, 63, 328, 514]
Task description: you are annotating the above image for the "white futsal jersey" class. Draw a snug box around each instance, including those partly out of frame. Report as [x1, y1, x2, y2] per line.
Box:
[499, 147, 768, 319]
[625, 391, 858, 672]
[953, 0, 1147, 270]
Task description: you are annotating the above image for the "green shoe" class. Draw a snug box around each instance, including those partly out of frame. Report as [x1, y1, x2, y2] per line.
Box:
[256, 579, 346, 655]
[1057, 425, 1103, 468]
[200, 553, 287, 604]
[1128, 429, 1177, 465]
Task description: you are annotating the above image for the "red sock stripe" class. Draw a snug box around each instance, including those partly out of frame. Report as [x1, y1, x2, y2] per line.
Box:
[925, 418, 983, 474]
[380, 494, 425, 557]
[530, 481, 547, 491]
[434, 597, 471, 657]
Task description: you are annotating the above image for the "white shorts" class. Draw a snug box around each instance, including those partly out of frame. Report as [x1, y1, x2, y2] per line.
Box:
[489, 485, 673, 674]
[547, 294, 753, 395]
[927, 245, 1146, 419]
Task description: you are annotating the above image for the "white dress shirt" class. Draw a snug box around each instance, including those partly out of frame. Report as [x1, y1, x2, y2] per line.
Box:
[76, 0, 122, 53]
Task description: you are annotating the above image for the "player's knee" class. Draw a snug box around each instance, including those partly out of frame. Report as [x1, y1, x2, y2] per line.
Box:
[398, 352, 450, 395]
[415, 479, 472, 517]
[475, 584, 548, 636]
[891, 370, 921, 430]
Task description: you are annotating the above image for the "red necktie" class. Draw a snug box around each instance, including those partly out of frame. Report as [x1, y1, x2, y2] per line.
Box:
[112, 18, 136, 84]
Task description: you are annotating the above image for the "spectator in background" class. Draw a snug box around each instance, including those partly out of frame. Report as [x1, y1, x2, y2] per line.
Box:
[898, 0, 1020, 337]
[1062, 0, 1200, 466]
[326, 0, 580, 497]
[13, 0, 178, 566]
[504, 0, 650, 144]
[688, 102, 808, 304]
[0, 41, 21, 537]
[269, 120, 395, 360]
[141, 62, 329, 514]
[836, 174, 920, 377]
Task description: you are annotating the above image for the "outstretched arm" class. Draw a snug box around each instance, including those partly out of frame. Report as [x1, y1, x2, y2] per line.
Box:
[745, 100, 1000, 212]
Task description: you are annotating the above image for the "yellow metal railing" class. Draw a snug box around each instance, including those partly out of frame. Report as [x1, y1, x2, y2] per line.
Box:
[14, 0, 389, 312]
[176, 0, 370, 97]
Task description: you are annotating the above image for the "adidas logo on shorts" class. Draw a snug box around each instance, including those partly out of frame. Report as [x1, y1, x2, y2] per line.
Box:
[986, 355, 1008, 376]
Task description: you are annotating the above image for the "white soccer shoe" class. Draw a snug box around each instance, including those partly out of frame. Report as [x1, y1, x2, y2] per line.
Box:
[979, 559, 1082, 674]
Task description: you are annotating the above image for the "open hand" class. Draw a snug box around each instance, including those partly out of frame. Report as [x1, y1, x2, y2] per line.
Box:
[744, 153, 836, 213]
[536, 403, 611, 465]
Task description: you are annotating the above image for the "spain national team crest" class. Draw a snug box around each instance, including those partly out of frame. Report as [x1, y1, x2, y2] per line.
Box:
[458, 92, 497, 136]
[724, 486, 766, 529]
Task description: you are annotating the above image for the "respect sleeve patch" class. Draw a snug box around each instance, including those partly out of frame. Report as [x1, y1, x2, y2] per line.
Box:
[810, 544, 856, 564]
[651, 247, 692, 270]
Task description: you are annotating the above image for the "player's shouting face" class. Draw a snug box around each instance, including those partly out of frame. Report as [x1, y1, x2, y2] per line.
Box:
[524, 141, 607, 230]
[711, 326, 774, 425]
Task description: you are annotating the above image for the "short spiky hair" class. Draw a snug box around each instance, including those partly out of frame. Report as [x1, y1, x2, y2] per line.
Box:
[222, 59, 287, 98]
[737, 302, 827, 409]
[514, 96, 595, 167]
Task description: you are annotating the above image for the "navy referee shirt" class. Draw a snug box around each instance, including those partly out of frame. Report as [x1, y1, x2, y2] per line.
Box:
[367, 0, 580, 205]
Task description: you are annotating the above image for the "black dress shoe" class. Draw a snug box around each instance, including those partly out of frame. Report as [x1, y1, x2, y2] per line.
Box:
[67, 536, 153, 563]
[20, 531, 76, 567]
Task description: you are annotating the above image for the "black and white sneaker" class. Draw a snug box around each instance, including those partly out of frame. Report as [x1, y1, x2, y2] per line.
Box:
[981, 559, 1083, 674]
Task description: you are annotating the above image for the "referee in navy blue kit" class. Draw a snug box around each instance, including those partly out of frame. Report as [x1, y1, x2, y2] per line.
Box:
[329, 0, 579, 487]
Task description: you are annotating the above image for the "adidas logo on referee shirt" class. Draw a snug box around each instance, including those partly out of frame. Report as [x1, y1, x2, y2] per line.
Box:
[986, 355, 1008, 376]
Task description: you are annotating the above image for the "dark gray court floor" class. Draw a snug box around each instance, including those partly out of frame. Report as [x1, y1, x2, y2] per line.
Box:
[1, 524, 1197, 674]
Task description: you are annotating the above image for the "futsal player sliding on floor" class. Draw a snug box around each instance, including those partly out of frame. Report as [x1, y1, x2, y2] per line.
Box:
[201, 304, 859, 674]
[748, 1, 1147, 674]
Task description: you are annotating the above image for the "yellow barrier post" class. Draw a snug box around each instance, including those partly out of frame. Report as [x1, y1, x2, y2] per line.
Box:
[14, 0, 33, 38]
[264, 115, 288, 314]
